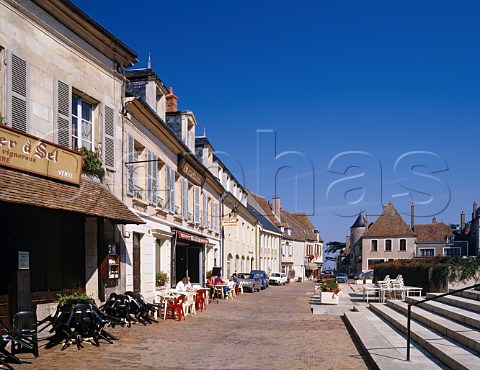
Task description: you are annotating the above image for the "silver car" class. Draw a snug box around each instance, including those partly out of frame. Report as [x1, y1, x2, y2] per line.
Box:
[237, 273, 261, 292]
[335, 273, 348, 283]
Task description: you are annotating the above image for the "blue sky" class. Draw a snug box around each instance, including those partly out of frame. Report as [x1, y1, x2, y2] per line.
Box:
[73, 0, 480, 245]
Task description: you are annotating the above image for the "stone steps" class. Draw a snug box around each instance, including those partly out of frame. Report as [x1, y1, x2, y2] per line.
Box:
[345, 306, 446, 370]
[387, 299, 480, 353]
[370, 302, 479, 370]
[406, 296, 480, 331]
[453, 288, 480, 301]
[426, 292, 480, 314]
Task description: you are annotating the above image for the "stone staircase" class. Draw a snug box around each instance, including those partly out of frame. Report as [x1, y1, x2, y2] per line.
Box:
[345, 289, 480, 369]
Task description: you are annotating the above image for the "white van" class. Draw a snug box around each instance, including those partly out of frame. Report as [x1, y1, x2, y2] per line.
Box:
[269, 272, 287, 285]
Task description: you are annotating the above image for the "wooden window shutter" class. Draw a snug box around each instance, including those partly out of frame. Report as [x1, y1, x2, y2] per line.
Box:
[203, 194, 209, 228]
[166, 166, 175, 213]
[126, 134, 134, 196]
[103, 105, 115, 169]
[54, 79, 72, 147]
[194, 186, 200, 224]
[152, 154, 158, 206]
[212, 202, 217, 231]
[7, 51, 29, 132]
[181, 178, 188, 220]
[146, 149, 152, 203]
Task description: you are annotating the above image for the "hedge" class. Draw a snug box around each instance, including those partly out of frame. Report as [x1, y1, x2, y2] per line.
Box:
[373, 257, 480, 293]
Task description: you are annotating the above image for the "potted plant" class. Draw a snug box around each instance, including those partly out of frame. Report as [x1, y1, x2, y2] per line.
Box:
[156, 271, 169, 289]
[354, 273, 364, 285]
[364, 271, 373, 284]
[76, 147, 105, 176]
[319, 278, 340, 304]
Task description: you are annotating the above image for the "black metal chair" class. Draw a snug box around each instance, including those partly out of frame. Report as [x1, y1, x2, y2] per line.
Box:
[124, 291, 158, 325]
[100, 293, 134, 327]
[0, 319, 34, 369]
[11, 311, 39, 357]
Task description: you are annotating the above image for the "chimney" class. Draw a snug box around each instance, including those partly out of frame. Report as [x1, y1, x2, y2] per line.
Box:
[364, 212, 368, 228]
[166, 87, 178, 112]
[473, 201, 478, 220]
[411, 202, 415, 231]
[461, 211, 465, 230]
[432, 216, 437, 224]
[272, 196, 281, 218]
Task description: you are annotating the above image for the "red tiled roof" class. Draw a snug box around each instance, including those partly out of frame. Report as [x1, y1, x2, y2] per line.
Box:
[363, 202, 415, 238]
[291, 213, 323, 242]
[249, 192, 322, 242]
[415, 223, 454, 242]
[0, 167, 144, 224]
[250, 193, 281, 227]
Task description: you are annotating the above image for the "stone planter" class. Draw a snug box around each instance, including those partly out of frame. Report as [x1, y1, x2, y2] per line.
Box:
[364, 279, 373, 284]
[354, 279, 364, 285]
[320, 291, 340, 305]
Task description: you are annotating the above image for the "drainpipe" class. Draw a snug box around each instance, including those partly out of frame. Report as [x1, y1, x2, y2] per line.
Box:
[220, 192, 228, 275]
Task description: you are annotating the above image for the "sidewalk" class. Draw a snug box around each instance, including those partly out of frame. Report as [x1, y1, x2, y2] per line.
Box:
[16, 281, 371, 369]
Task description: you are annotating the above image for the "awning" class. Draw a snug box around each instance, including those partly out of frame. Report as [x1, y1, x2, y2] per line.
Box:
[305, 262, 319, 270]
[0, 167, 144, 224]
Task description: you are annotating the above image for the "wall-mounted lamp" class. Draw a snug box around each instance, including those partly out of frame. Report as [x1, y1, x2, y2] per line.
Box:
[124, 231, 131, 239]
[230, 206, 238, 218]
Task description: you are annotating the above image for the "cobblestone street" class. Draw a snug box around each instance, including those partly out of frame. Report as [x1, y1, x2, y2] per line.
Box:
[13, 281, 372, 370]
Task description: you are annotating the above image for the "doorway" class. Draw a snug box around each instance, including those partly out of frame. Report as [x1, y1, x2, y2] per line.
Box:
[133, 233, 142, 293]
[175, 244, 202, 285]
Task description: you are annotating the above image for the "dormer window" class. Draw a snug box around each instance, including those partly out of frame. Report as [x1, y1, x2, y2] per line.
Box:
[447, 236, 454, 245]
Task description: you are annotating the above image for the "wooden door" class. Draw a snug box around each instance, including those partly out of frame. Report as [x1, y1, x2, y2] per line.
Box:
[133, 233, 141, 293]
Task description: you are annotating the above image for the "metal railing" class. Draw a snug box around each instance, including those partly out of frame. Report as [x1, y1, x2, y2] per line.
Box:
[406, 282, 480, 361]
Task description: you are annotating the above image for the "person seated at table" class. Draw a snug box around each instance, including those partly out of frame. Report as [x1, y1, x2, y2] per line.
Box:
[232, 273, 241, 294]
[232, 273, 240, 287]
[176, 277, 189, 292]
[226, 276, 236, 298]
[185, 276, 193, 291]
[212, 275, 229, 298]
[206, 275, 215, 287]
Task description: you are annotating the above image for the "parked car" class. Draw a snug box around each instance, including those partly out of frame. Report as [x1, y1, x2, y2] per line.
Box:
[335, 273, 348, 283]
[250, 270, 269, 289]
[237, 273, 261, 292]
[317, 273, 334, 283]
[269, 272, 287, 285]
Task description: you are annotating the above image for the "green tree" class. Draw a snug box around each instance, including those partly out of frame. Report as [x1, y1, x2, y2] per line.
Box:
[325, 241, 346, 254]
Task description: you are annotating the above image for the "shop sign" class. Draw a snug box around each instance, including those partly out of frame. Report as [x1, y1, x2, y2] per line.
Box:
[177, 231, 209, 245]
[0, 126, 83, 184]
[18, 251, 29, 270]
[221, 217, 238, 226]
[178, 155, 204, 186]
